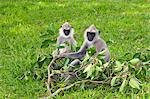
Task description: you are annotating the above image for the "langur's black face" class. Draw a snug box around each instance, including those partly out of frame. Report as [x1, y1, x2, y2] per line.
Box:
[87, 32, 96, 41]
[63, 29, 70, 36]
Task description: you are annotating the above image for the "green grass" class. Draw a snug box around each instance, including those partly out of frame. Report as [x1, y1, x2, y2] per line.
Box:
[0, 0, 150, 98]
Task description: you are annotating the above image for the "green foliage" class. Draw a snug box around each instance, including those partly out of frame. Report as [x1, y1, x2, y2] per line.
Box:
[129, 77, 140, 89]
[119, 78, 127, 92]
[0, 0, 150, 98]
[83, 53, 149, 93]
[111, 77, 117, 87]
[57, 45, 65, 49]
[47, 48, 149, 96]
[82, 49, 109, 80]
[87, 47, 96, 56]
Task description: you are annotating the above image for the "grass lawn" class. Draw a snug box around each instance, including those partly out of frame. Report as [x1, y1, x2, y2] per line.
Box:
[0, 0, 150, 98]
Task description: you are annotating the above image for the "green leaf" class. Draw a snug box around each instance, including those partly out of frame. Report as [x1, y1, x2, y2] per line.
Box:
[129, 77, 140, 89]
[63, 58, 70, 71]
[98, 56, 105, 60]
[130, 58, 140, 65]
[38, 56, 46, 62]
[143, 60, 150, 65]
[57, 45, 65, 49]
[116, 61, 121, 67]
[98, 60, 102, 66]
[64, 58, 70, 66]
[102, 73, 107, 79]
[85, 64, 95, 78]
[52, 50, 58, 56]
[133, 53, 141, 59]
[114, 61, 123, 72]
[99, 49, 107, 55]
[136, 67, 142, 75]
[82, 53, 90, 63]
[96, 66, 103, 72]
[95, 69, 100, 76]
[122, 66, 129, 73]
[52, 70, 61, 74]
[80, 82, 85, 90]
[63, 65, 68, 71]
[111, 77, 117, 87]
[119, 78, 127, 92]
[103, 62, 109, 68]
[83, 64, 92, 73]
[91, 76, 95, 80]
[86, 68, 93, 78]
[87, 47, 96, 55]
[114, 66, 122, 72]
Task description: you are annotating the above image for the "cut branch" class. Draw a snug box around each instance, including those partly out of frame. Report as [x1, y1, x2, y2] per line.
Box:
[47, 56, 59, 94]
[46, 78, 111, 98]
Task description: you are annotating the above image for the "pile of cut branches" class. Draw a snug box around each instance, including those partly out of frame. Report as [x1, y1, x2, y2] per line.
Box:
[46, 48, 150, 97]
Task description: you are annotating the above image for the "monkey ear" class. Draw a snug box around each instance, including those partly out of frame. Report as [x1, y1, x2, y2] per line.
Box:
[60, 25, 62, 28]
[71, 26, 73, 28]
[98, 31, 101, 34]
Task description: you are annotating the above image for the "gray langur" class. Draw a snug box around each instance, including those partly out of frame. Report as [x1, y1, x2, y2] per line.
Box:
[57, 22, 77, 46]
[52, 22, 78, 69]
[56, 22, 77, 55]
[59, 24, 110, 62]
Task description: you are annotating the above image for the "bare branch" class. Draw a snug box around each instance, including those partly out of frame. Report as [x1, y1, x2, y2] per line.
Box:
[47, 56, 59, 94]
[45, 78, 111, 98]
